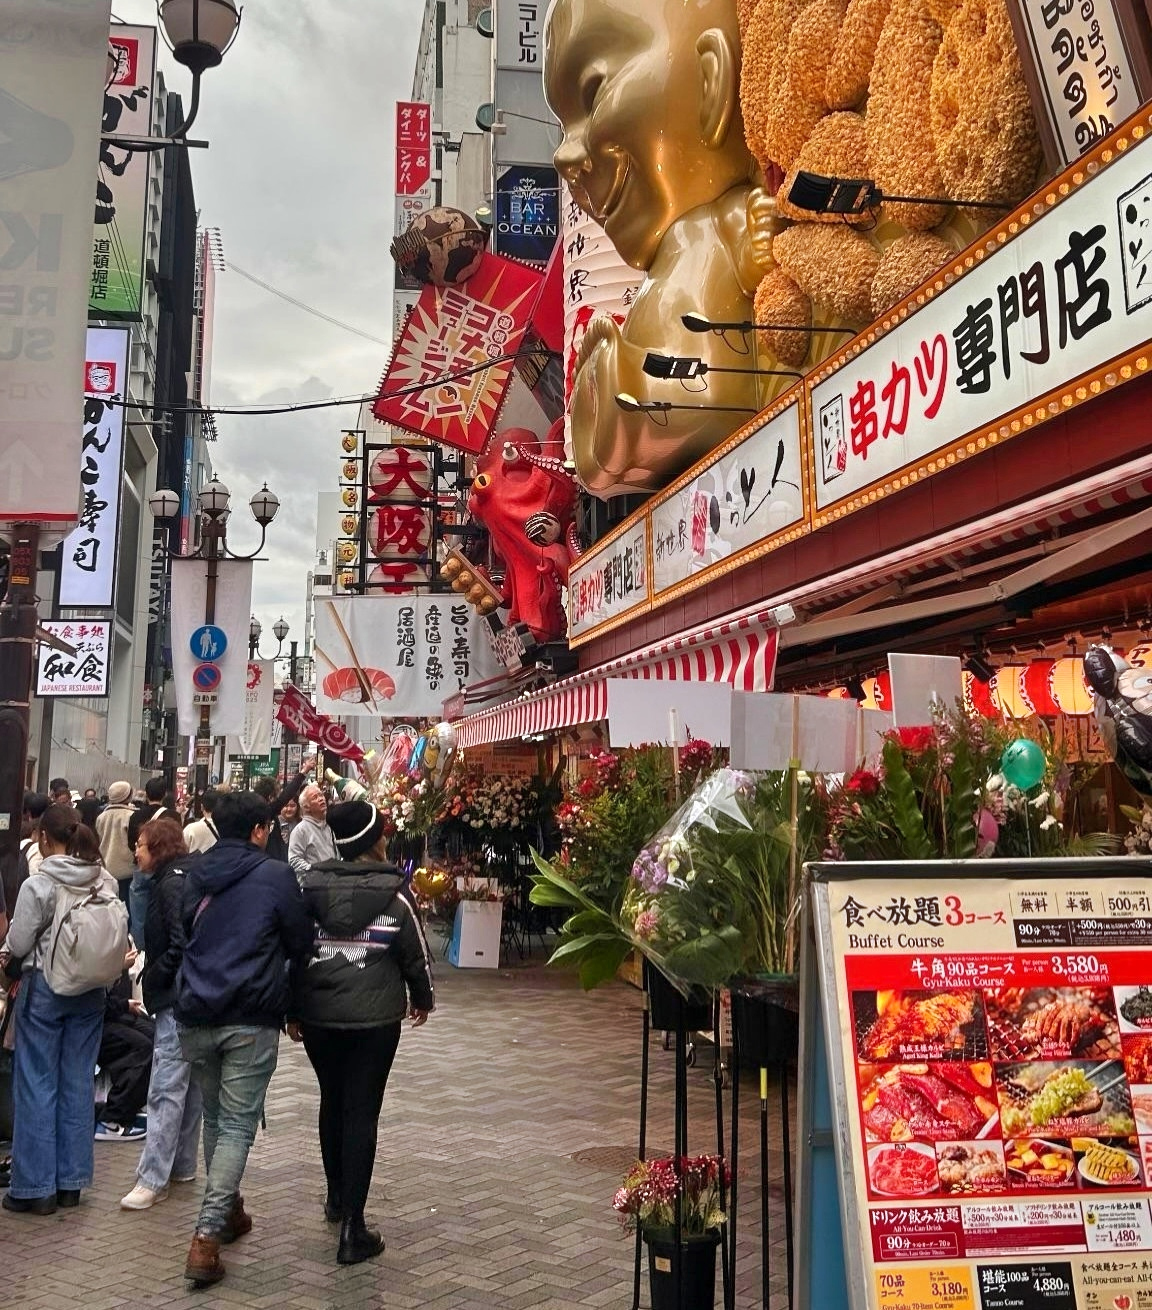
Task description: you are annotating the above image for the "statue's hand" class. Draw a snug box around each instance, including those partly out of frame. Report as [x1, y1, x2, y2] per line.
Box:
[575, 312, 623, 371]
[746, 187, 783, 275]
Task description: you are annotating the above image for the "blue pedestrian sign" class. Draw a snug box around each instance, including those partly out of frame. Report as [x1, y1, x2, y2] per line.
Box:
[190, 625, 228, 661]
[192, 662, 222, 693]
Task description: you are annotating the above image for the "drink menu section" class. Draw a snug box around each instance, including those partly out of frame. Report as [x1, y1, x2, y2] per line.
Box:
[820, 871, 1152, 1310]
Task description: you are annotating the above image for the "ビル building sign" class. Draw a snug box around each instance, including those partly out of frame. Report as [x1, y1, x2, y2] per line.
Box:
[649, 390, 808, 600]
[567, 522, 649, 644]
[808, 106, 1152, 528]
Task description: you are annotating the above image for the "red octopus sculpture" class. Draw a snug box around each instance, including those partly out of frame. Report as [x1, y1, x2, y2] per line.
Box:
[467, 422, 579, 643]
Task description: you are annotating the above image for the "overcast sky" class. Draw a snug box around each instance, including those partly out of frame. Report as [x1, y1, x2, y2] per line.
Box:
[115, 0, 424, 660]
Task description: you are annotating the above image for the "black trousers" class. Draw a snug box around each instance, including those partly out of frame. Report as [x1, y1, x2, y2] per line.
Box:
[301, 1023, 401, 1221]
[98, 1013, 155, 1127]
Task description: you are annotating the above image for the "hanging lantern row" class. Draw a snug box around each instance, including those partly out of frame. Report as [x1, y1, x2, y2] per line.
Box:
[825, 648, 1152, 718]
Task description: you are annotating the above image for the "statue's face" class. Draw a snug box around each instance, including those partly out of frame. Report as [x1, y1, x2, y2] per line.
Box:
[544, 0, 742, 270]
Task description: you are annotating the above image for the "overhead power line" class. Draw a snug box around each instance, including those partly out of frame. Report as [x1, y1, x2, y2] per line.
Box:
[225, 259, 393, 348]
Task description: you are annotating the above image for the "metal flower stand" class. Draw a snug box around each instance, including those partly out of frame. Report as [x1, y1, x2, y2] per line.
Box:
[632, 962, 730, 1310]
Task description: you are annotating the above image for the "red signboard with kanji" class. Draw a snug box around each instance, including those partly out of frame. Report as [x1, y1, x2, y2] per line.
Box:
[372, 253, 543, 454]
[395, 101, 431, 195]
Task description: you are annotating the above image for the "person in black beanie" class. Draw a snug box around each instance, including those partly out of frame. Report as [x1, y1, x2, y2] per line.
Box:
[287, 800, 434, 1266]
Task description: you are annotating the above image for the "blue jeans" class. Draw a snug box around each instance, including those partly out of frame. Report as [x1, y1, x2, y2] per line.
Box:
[179, 1024, 279, 1234]
[128, 873, 150, 950]
[10, 971, 105, 1199]
[135, 1008, 202, 1192]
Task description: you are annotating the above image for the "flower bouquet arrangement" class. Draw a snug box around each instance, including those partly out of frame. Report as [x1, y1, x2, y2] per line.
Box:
[825, 708, 1111, 862]
[612, 1154, 729, 1239]
[532, 765, 821, 993]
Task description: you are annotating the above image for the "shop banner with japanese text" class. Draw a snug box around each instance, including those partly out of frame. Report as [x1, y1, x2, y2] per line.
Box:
[36, 620, 110, 697]
[374, 253, 543, 453]
[808, 119, 1152, 526]
[314, 595, 502, 719]
[59, 327, 131, 606]
[813, 862, 1152, 1310]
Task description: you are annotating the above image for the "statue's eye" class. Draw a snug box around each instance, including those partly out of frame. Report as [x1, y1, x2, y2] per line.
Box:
[474, 473, 491, 490]
[580, 71, 604, 115]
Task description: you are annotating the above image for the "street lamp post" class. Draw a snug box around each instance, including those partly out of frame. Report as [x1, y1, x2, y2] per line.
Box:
[149, 478, 280, 802]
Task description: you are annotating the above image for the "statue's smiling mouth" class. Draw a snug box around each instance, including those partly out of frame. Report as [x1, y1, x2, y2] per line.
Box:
[590, 159, 629, 225]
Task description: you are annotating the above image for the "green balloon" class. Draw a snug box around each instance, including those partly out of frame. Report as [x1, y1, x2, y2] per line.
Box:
[1000, 738, 1046, 790]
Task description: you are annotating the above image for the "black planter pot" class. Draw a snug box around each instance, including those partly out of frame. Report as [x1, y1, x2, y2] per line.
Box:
[644, 961, 713, 1032]
[730, 975, 799, 1067]
[644, 1229, 721, 1310]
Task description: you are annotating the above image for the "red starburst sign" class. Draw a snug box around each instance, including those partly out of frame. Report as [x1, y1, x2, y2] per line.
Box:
[372, 253, 543, 454]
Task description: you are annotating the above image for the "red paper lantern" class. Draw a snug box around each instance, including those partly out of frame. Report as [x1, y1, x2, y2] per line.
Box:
[1022, 659, 1059, 717]
[990, 664, 1031, 718]
[861, 670, 892, 711]
[963, 671, 999, 719]
[1049, 657, 1094, 715]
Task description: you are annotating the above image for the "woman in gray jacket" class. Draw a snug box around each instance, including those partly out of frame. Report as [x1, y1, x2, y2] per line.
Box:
[288, 800, 434, 1266]
[2, 805, 121, 1214]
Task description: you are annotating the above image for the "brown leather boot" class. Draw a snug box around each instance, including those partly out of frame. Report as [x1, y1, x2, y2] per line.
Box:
[184, 1232, 225, 1286]
[220, 1194, 252, 1244]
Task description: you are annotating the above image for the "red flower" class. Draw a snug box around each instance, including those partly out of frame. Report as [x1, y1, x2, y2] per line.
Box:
[894, 725, 935, 752]
[846, 769, 881, 795]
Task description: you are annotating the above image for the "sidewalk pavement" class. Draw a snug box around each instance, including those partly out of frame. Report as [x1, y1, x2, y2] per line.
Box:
[5, 944, 790, 1309]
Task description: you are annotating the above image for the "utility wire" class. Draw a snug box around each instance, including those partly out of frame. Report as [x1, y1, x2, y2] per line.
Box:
[225, 260, 393, 348]
[104, 346, 557, 417]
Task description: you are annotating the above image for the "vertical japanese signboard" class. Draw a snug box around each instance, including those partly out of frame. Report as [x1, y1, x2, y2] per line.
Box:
[806, 113, 1152, 530]
[313, 596, 502, 719]
[809, 860, 1152, 1310]
[59, 327, 131, 607]
[494, 1, 555, 168]
[92, 25, 156, 318]
[394, 100, 435, 296]
[0, 0, 112, 530]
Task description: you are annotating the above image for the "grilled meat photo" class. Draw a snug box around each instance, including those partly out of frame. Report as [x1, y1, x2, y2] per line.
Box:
[862, 991, 977, 1060]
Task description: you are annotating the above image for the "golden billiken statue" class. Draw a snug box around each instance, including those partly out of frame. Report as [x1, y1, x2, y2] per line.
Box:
[544, 0, 774, 499]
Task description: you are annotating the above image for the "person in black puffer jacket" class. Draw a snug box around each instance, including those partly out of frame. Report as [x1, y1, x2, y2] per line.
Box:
[120, 819, 203, 1211]
[288, 800, 434, 1267]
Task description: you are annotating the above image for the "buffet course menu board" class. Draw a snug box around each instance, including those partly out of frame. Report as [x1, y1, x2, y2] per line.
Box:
[819, 870, 1152, 1310]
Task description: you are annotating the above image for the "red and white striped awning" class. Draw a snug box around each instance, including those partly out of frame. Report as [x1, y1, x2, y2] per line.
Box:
[455, 613, 780, 748]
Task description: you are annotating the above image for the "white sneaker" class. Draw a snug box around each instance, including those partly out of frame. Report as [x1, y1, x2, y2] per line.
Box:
[120, 1183, 168, 1210]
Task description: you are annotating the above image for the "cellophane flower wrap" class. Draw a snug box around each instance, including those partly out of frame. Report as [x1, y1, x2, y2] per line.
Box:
[621, 767, 810, 993]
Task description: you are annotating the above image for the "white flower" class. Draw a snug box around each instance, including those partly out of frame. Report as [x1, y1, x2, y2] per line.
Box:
[1040, 815, 1058, 831]
[1030, 790, 1050, 809]
[986, 773, 1004, 792]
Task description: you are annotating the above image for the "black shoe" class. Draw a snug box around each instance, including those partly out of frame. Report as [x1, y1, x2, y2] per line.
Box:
[336, 1216, 384, 1265]
[3, 1192, 57, 1215]
[323, 1194, 341, 1223]
[56, 1189, 80, 1208]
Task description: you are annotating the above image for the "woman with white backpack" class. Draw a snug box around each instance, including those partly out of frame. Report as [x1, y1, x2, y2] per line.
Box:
[1, 805, 128, 1214]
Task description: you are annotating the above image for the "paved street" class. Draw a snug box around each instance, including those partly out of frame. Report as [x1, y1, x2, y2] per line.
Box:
[5, 938, 790, 1309]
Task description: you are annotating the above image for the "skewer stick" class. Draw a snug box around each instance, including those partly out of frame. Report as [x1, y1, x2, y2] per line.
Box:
[325, 599, 374, 704]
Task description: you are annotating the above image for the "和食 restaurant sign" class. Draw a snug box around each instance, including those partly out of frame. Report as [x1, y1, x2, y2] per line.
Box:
[807, 105, 1152, 531]
[567, 519, 650, 645]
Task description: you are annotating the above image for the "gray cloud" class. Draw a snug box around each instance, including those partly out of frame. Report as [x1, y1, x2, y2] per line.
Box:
[115, 0, 422, 659]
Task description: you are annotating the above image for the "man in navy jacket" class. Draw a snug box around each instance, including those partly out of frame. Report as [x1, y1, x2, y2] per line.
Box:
[175, 791, 312, 1287]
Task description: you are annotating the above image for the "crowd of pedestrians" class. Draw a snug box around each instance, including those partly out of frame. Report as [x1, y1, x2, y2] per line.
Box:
[0, 765, 435, 1286]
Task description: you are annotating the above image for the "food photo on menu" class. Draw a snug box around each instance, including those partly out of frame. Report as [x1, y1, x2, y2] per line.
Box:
[1116, 984, 1152, 1033]
[860, 1061, 998, 1143]
[995, 1060, 1136, 1140]
[852, 988, 989, 1062]
[984, 985, 1121, 1062]
[1122, 1034, 1152, 1131]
